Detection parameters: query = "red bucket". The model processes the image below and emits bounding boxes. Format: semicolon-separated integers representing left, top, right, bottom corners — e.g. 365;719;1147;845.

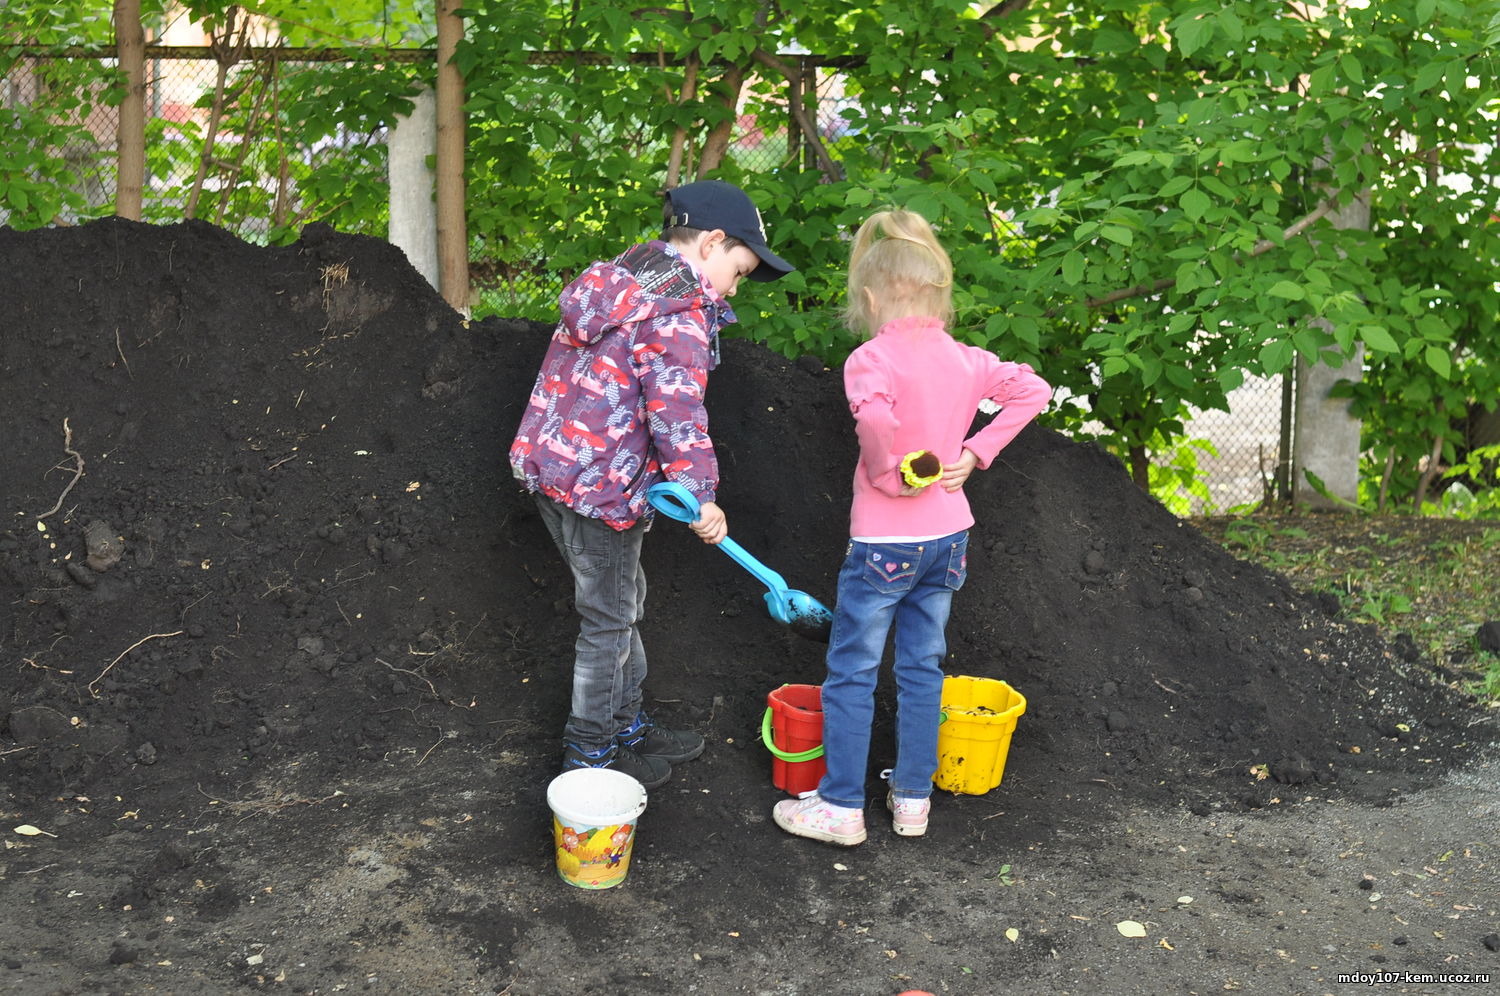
762;684;826;795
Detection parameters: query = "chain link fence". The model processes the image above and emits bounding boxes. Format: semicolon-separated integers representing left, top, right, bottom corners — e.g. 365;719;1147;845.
1178;375;1287;513
5;51;404;240
3;49;849;295
2;48;1288;510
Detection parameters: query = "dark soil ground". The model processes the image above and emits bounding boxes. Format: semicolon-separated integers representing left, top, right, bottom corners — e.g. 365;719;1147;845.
2;217;1497;996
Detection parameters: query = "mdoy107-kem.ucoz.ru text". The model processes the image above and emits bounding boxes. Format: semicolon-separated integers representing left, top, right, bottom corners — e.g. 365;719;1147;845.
1336;971;1491;986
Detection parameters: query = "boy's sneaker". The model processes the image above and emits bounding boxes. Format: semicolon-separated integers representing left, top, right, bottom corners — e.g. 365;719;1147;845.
773;791;866;846
561;741;670;791
886;790;930;837
618;713;705;765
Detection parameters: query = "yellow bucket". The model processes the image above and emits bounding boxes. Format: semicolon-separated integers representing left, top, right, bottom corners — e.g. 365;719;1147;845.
933;675;1026;795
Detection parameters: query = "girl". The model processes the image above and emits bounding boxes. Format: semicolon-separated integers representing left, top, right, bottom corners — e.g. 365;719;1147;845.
773;210;1050;844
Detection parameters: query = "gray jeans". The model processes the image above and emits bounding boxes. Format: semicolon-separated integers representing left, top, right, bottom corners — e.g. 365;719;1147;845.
532;495;648;750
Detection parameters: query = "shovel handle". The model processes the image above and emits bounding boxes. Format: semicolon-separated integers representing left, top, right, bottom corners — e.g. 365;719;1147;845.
644;480;703;524
645;482;791;597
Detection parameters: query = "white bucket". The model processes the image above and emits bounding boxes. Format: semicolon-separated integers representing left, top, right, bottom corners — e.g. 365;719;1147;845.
546;768;649;889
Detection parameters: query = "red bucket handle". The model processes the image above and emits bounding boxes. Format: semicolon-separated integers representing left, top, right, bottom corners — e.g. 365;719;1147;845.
760;703;825;763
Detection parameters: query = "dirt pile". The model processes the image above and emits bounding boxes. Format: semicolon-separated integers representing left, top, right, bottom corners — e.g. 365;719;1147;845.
0;218;1493;995
2;216;1480;815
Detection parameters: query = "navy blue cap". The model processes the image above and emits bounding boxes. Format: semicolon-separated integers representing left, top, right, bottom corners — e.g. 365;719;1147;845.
665;180;795;282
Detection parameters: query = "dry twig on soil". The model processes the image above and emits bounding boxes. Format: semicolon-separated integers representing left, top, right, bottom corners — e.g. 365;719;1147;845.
378;657;440;699
89;630;185;697
38;418;85;520
115;327;132;378
197;784;345;819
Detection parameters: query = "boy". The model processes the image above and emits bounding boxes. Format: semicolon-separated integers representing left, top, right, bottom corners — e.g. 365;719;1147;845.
510;179;795;790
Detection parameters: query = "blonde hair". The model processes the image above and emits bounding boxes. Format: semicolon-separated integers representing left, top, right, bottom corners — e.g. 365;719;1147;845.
842;209;954;335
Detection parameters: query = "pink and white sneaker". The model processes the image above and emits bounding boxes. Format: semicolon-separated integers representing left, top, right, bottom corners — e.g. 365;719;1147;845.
772;791;866;846
887;791;930;836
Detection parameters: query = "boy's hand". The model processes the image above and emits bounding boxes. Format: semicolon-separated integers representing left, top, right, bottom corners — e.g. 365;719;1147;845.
691;500;728;545
941;449;981;492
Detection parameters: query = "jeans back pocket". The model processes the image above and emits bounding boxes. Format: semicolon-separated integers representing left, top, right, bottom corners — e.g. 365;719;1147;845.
860;543;920;595
944;535;969;591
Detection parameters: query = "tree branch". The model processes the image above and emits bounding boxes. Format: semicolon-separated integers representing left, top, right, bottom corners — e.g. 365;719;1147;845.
751;48;844;182
977;0;1033;38
664;51;698;189
184;5;252;219
1044;194;1342;317
696;62;746;177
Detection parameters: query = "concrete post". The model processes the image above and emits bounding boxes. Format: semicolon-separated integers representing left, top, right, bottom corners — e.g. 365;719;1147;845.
1291;188;1370;509
388;87;439;290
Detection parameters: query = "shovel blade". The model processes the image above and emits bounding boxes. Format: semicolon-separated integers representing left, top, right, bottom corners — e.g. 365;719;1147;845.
789;612;833;643
764;591;834;643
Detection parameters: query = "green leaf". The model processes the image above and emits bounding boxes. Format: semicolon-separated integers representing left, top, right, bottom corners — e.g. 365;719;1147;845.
1302;468;1366;512
1306;64;1337;97
1019;206;1063;227
1412;61;1447;93
1359;325;1400;352
1216;8;1244;43
1174;16;1213;57
1340;54;1364;85
1199;174;1235;199
1292;326;1323;363
1259;339;1295;372
1157;176;1194;198
1218;140;1256;164
1100;225;1133;246
1268;280;1305;300
1180;188;1211;222
1164;362;1196;391
1424;344;1451;379
1175;260;1202;292
906;191;942;221
1062;250;1085;285
1140;353;1163;387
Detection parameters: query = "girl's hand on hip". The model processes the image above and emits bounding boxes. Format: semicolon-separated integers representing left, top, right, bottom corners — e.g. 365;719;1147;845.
941;449;980;492
691;500;728;545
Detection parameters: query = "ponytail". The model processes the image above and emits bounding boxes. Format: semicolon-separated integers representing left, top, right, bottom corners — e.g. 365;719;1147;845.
843;210;954;335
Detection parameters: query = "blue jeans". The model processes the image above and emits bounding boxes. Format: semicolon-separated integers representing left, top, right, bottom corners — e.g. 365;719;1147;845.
533;496;648;750
818;532;968;809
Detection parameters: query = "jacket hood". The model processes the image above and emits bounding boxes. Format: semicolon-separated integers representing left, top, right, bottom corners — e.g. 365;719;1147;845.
558;245;726;347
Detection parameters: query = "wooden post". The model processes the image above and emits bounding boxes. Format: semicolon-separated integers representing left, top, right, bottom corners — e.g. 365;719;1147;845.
435;0;469;316
113;0;146;220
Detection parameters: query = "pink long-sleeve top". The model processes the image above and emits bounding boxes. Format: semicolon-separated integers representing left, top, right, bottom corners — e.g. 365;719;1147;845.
843;316;1051;540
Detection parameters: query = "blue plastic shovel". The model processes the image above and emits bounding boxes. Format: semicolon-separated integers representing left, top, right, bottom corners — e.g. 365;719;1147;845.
646;481;834;643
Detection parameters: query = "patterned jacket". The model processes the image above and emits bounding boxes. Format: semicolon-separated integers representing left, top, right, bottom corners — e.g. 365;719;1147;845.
509;241;734;529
